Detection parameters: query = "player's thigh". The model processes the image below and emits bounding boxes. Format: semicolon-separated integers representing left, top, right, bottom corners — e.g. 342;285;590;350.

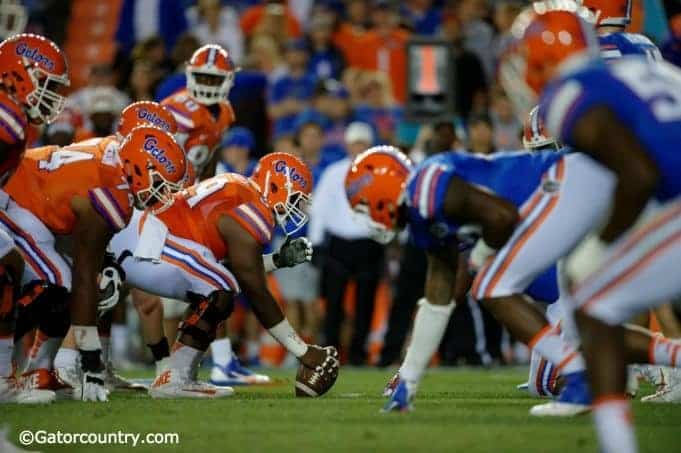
472;154;615;299
123;257;191;300
1;201;71;289
161;234;239;298
575;199;681;325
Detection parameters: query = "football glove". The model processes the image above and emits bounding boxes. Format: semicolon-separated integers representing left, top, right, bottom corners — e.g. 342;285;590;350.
275;237;313;268
97;253;125;317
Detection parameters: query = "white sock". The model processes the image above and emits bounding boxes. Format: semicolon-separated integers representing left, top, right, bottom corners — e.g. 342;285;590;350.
111;324;127;362
54;347;79;370
171;344;204;371
399;299;455;384
246;340;260;361
528;325;585;374
210;338;233;368
101;336;111;364
649;335;680;367
593;396;637;453
0;336;13;377
25;331;62;372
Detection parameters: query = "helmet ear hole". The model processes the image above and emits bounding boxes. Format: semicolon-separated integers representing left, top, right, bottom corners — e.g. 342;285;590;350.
376;200;384;211
270;183;278;193
134;164;142;177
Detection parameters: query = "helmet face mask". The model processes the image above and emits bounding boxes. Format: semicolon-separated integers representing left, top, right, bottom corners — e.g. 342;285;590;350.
185;44;236;105
25;68;68;123
352;203;396;245
133;169;183;213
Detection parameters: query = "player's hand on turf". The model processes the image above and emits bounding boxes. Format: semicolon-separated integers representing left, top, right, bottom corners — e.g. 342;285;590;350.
300;345;339;378
275;236;313;268
78;371;110;402
98;252;125;317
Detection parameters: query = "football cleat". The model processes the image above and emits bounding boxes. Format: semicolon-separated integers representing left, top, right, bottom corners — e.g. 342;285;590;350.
210;358;271;386
529;371;591;417
103;359;147;391
382;380;416;413
149;368;234;399
56;365;82;391
641;368;681;403
0;375;55;404
21;368;72;399
382;371;400;397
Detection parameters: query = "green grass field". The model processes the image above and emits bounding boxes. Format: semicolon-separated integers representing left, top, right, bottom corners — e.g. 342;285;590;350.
2;367;680;452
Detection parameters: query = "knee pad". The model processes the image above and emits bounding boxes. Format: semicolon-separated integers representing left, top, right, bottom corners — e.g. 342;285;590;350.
179;291;234;350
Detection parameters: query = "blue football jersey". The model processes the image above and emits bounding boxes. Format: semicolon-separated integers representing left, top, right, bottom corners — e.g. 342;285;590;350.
541;57;681;202
599;32;661;61
405;150;564;251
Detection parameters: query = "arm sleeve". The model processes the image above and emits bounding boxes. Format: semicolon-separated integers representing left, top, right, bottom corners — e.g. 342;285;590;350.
88;187;132;232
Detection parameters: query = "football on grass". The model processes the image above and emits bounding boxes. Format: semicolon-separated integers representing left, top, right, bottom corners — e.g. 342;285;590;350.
295;362;338;397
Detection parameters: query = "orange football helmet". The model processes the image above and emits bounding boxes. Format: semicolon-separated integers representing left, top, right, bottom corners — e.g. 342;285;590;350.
117;101;178;138
498;2;599;120
345;146;413;244
250;152;312;235
579;0;631;27
0;33;69;123
523;105;560;151
185;44;236;105
119;126;187;213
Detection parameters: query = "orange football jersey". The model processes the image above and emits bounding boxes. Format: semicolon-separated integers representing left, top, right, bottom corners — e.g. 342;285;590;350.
0;90;29;185
161;89;235;169
4;136;133;235
156;173;274;260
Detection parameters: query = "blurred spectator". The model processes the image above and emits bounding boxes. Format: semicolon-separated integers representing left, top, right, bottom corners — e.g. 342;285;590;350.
440;11;488;120
333;0;370;67
241;0;302;41
289;0;315;28
399;0;442;35
466;113;496;155
131;36;173;76
312;79;353;150
662;14;681;67
154;33;202;101
456;0;495;82
273;133;299;155
489;87;522;151
353;71;403;144
186;0;244;65
68;64;130;117
492;1;522;62
307;13;345;80
44;104;85;146
86;87;121;137
268;38;317;138
357;0;409;103
215;127;258;176
116;0;188;55
310;122;383;364
248;35;287;82
126;59;160;102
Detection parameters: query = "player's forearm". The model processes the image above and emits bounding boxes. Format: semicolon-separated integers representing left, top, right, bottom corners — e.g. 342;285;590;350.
243;286;285;329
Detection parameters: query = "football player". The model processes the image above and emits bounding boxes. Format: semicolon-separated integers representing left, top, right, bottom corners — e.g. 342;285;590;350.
579;0;661;60
161;43;236;180
0;33;69;404
499;4;681;452
0;126;186;403
106;152;336;398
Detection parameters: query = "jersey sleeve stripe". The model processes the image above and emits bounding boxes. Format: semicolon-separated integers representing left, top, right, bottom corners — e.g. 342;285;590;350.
545;80;584;139
427;168;444;217
164;105;195;130
233;208;269;243
89;188;127;231
241;203;272;236
0;108;24;143
101;187;129;222
416;165;440;218
236;204;272;241
0;103;26;134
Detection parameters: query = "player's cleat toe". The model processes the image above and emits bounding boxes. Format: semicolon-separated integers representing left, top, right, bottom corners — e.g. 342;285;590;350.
381;380;414;413
641;376;681;403
210;358;271;386
530;371;591;416
382;372;400;397
149;368;234;399
21;369;72;399
0;376;56;404
517;382;529;392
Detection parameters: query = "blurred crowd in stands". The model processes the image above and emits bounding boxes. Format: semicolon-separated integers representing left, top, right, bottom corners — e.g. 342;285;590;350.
14;0;681;368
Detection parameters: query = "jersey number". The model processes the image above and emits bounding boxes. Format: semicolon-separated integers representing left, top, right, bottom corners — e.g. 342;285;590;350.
186;179;228;207
38;149;94;172
614;61;681;122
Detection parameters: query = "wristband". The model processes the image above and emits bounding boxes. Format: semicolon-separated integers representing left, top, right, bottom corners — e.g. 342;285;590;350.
263;253;278;272
73;325;102;351
268;319;308;357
